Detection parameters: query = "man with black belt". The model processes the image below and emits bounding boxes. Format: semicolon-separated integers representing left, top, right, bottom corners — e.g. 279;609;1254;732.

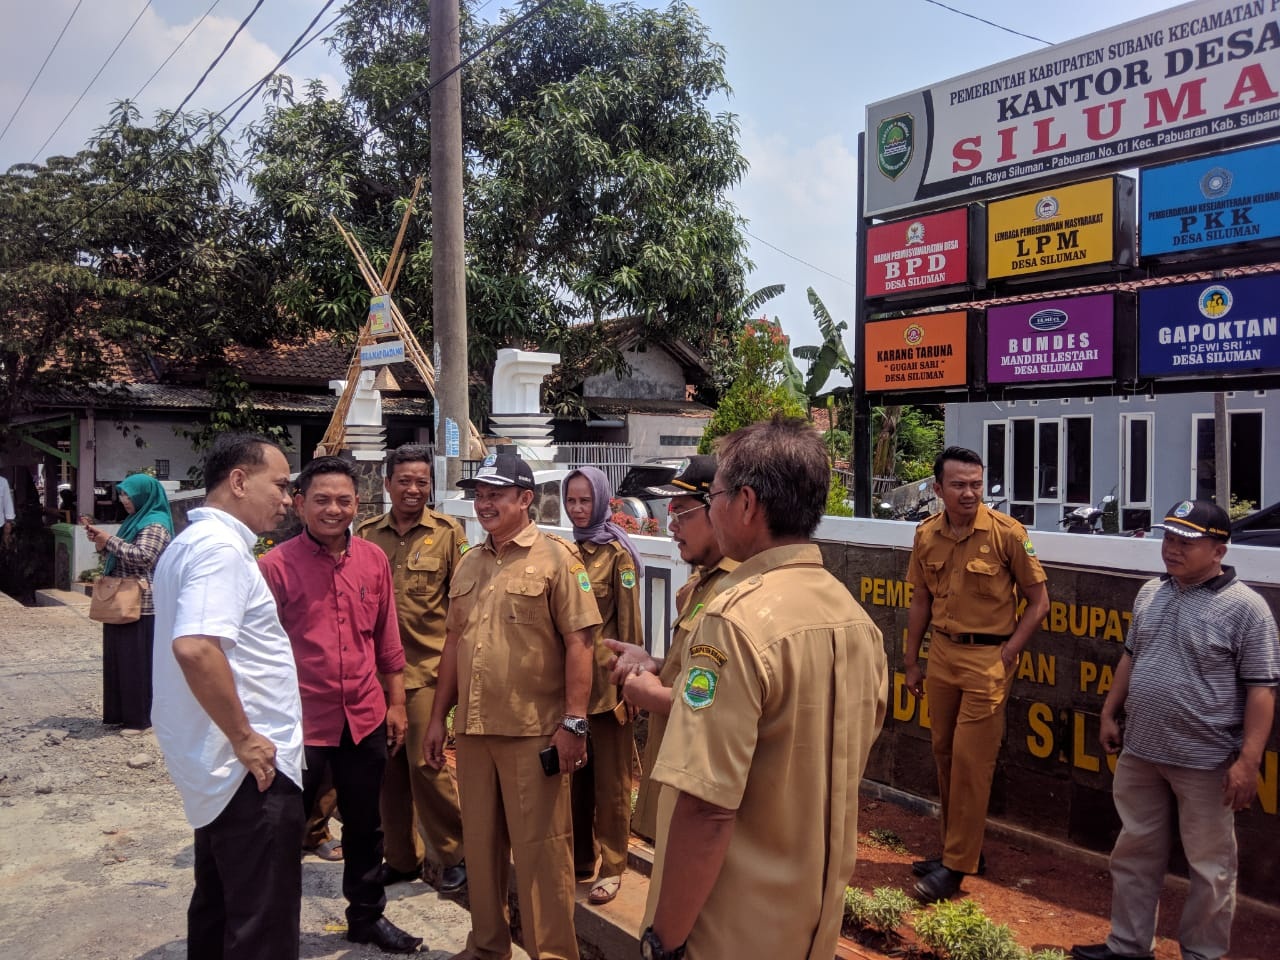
904;446;1049;902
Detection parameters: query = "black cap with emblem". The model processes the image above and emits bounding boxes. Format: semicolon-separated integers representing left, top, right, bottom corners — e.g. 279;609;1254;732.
645;455;716;498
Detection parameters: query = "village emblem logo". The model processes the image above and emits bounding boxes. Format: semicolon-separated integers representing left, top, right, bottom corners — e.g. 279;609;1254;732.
1198;285;1233;320
876;114;914;180
1200;167;1232;200
1034;195;1059;220
905;221;926;245
903;323;925;347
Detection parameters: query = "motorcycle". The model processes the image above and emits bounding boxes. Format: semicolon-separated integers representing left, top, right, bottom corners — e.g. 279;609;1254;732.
1059;493;1115;534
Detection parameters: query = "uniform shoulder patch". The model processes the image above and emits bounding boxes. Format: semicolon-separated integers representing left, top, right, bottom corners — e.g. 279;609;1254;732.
682;666;718;710
458;540;470;555
688;642;727;666
574;565;592;593
1023;538;1036;556
620;569;636;589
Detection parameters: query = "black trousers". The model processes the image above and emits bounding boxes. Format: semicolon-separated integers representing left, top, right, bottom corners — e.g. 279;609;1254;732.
102;615;154;728
302;722;388;927
189;771;303;960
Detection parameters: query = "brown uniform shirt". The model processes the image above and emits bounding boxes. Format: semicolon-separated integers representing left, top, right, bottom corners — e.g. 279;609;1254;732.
647;544;889;960
445;521;602;738
906;504;1047;635
574;538;642;714
356;507;469;688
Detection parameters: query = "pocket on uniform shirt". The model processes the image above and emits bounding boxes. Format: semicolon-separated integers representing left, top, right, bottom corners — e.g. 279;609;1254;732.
504;578;546;623
407;555;443;596
923;560;948;596
964;558;1002;598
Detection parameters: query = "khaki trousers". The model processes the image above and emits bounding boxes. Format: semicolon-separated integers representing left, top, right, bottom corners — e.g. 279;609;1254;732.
455;732;579;960
380;684;465;871
571;709;634;878
1106;753;1237;960
925;636;1015;874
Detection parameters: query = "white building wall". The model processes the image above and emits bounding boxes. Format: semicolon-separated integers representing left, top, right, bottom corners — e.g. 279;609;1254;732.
626;413;708;461
582;347;687;401
93;418;304;483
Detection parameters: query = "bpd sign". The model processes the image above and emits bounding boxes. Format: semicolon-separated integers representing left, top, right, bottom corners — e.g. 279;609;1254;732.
1139;273;1280;377
864;312;969;391
865;207;971;298
988;177;1130;279
988;294;1115;384
1141;141;1280;256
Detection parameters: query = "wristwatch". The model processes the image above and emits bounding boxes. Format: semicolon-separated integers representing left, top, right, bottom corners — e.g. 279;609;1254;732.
640;926;685;960
560;715;589;737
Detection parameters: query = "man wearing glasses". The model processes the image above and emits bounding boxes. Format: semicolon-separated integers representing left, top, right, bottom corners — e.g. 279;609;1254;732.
603;455;739;842
639;418;888;960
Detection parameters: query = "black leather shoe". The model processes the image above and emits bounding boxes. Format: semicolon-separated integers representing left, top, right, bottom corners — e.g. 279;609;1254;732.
437;860;467;894
913;865;965;902
375;861;423;886
1070;945;1153;960
911;852;986;877
347;916;423;953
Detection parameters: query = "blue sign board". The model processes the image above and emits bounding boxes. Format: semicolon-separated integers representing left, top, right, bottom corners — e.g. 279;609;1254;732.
1140;142;1280;256
1139;274;1280;378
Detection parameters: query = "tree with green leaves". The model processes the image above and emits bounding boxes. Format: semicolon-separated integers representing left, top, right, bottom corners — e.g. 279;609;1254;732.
698;318;806;453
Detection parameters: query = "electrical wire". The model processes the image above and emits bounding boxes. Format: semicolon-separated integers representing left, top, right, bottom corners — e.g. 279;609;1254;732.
130;0;225;103
746;229;856;289
918;0;1051;46
0;0;86;147
31;0;156;161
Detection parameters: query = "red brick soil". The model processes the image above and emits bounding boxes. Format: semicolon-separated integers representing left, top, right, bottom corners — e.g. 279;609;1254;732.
841;798;1280;960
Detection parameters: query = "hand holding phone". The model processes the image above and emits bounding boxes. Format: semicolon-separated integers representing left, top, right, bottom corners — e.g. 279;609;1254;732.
539;745;560;777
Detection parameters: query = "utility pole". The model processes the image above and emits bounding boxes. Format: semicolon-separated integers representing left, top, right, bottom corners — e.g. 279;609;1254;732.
431;0;470;493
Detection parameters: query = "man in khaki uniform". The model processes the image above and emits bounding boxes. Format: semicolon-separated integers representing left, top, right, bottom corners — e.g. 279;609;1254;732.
602;455;738;843
423;452;601;960
357;445;468;893
642;418;889;960
904;446;1049;902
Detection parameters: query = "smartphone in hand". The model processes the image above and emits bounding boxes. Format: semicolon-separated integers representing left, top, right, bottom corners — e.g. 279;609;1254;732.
539;745;560;777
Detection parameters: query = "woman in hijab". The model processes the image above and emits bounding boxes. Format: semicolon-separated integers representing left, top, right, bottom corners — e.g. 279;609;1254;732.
562;466;645;904
82;474;173;729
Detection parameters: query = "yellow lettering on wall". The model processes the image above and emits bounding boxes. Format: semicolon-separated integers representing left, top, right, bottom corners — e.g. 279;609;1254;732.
1017;652;1055;685
858;577;914;609
1097;664;1114;696
1026;702;1053;758
1257;750;1278;816
1079;660;1098;692
891;672;916;722
1102;610;1125;643
1073;712;1100;772
1045;601;1133;643
859;577;872;602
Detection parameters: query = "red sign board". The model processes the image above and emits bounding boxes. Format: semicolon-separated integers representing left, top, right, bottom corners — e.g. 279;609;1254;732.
865;207;970;298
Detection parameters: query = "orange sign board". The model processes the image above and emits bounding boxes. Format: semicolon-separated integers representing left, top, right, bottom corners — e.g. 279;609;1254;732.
865;312;968;391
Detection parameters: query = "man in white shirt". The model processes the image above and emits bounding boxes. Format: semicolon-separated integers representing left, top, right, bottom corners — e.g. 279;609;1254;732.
151;433;304;960
0;474;15;545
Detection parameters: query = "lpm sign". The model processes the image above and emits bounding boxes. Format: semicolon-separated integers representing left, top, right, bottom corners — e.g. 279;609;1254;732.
1141;141;1280;256
988;177;1129;280
865;207;971;298
988;294;1114;384
1139;273;1280;377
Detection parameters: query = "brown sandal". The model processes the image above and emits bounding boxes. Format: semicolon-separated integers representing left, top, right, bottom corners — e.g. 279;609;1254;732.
588;875;621;904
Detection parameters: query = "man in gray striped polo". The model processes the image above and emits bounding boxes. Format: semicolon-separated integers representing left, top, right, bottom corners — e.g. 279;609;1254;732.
1072;499;1279;960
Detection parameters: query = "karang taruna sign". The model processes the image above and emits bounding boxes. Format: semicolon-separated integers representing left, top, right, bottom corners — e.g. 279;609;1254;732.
864;0;1280;217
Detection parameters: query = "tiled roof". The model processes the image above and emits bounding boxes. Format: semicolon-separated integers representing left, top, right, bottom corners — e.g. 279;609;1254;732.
33;382;431;417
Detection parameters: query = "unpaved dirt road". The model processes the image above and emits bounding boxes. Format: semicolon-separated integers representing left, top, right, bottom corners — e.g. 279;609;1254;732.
0;592;513;960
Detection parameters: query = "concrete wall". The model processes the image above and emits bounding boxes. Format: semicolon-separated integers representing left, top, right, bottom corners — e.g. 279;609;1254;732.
92;417;304;484
582;347;687;401
947;389;1280;534
816;515;1280;901
625;413;708;462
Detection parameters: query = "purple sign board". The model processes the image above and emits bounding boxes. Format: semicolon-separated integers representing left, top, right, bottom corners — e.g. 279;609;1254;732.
987;294;1114;384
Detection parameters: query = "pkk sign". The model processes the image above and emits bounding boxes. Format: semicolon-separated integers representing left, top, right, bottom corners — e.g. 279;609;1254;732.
864;0;1280;217
988;178;1116;278
865;207;970;297
368;295;394;336
865;312;968;391
987;294;1115;384
1140;140;1280;255
1139;273;1280;376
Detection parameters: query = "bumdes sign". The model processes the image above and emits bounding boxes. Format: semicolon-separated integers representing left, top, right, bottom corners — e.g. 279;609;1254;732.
865;207;971;298
988;294;1115;384
1139;273;1280;376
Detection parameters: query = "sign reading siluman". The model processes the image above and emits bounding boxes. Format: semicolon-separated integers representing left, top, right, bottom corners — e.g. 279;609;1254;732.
987;295;1114;384
865;208;970;297
864;0;1280;217
1139;273;1280;376
1141;140;1280;254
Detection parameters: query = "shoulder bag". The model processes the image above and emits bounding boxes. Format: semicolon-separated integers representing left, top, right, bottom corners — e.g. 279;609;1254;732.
89;575;142;625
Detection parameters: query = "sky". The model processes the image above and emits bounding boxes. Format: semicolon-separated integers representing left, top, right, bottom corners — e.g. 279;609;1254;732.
1;0;1178;387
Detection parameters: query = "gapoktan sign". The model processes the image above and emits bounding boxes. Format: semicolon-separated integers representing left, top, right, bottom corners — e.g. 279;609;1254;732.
1139;272;1280;376
865;207;971;298
864;312;969;391
987;294;1115;384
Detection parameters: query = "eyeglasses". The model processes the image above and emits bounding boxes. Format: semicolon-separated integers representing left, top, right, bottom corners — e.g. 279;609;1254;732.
705;487;734;504
666;502;706;532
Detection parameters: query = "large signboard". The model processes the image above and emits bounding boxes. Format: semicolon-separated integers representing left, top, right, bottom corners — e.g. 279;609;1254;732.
865;207;971;298
987;294;1115;384
864;0;1280;217
1139;273;1280;376
988;178;1123;279
1141;140;1280;255
864;312;969;391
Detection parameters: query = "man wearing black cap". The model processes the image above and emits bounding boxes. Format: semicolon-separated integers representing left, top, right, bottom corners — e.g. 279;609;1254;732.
602;455;740;841
1072;500;1279;960
422;452;601;960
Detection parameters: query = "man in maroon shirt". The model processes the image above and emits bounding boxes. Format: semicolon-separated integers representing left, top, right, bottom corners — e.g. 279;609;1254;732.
259;456;421;954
